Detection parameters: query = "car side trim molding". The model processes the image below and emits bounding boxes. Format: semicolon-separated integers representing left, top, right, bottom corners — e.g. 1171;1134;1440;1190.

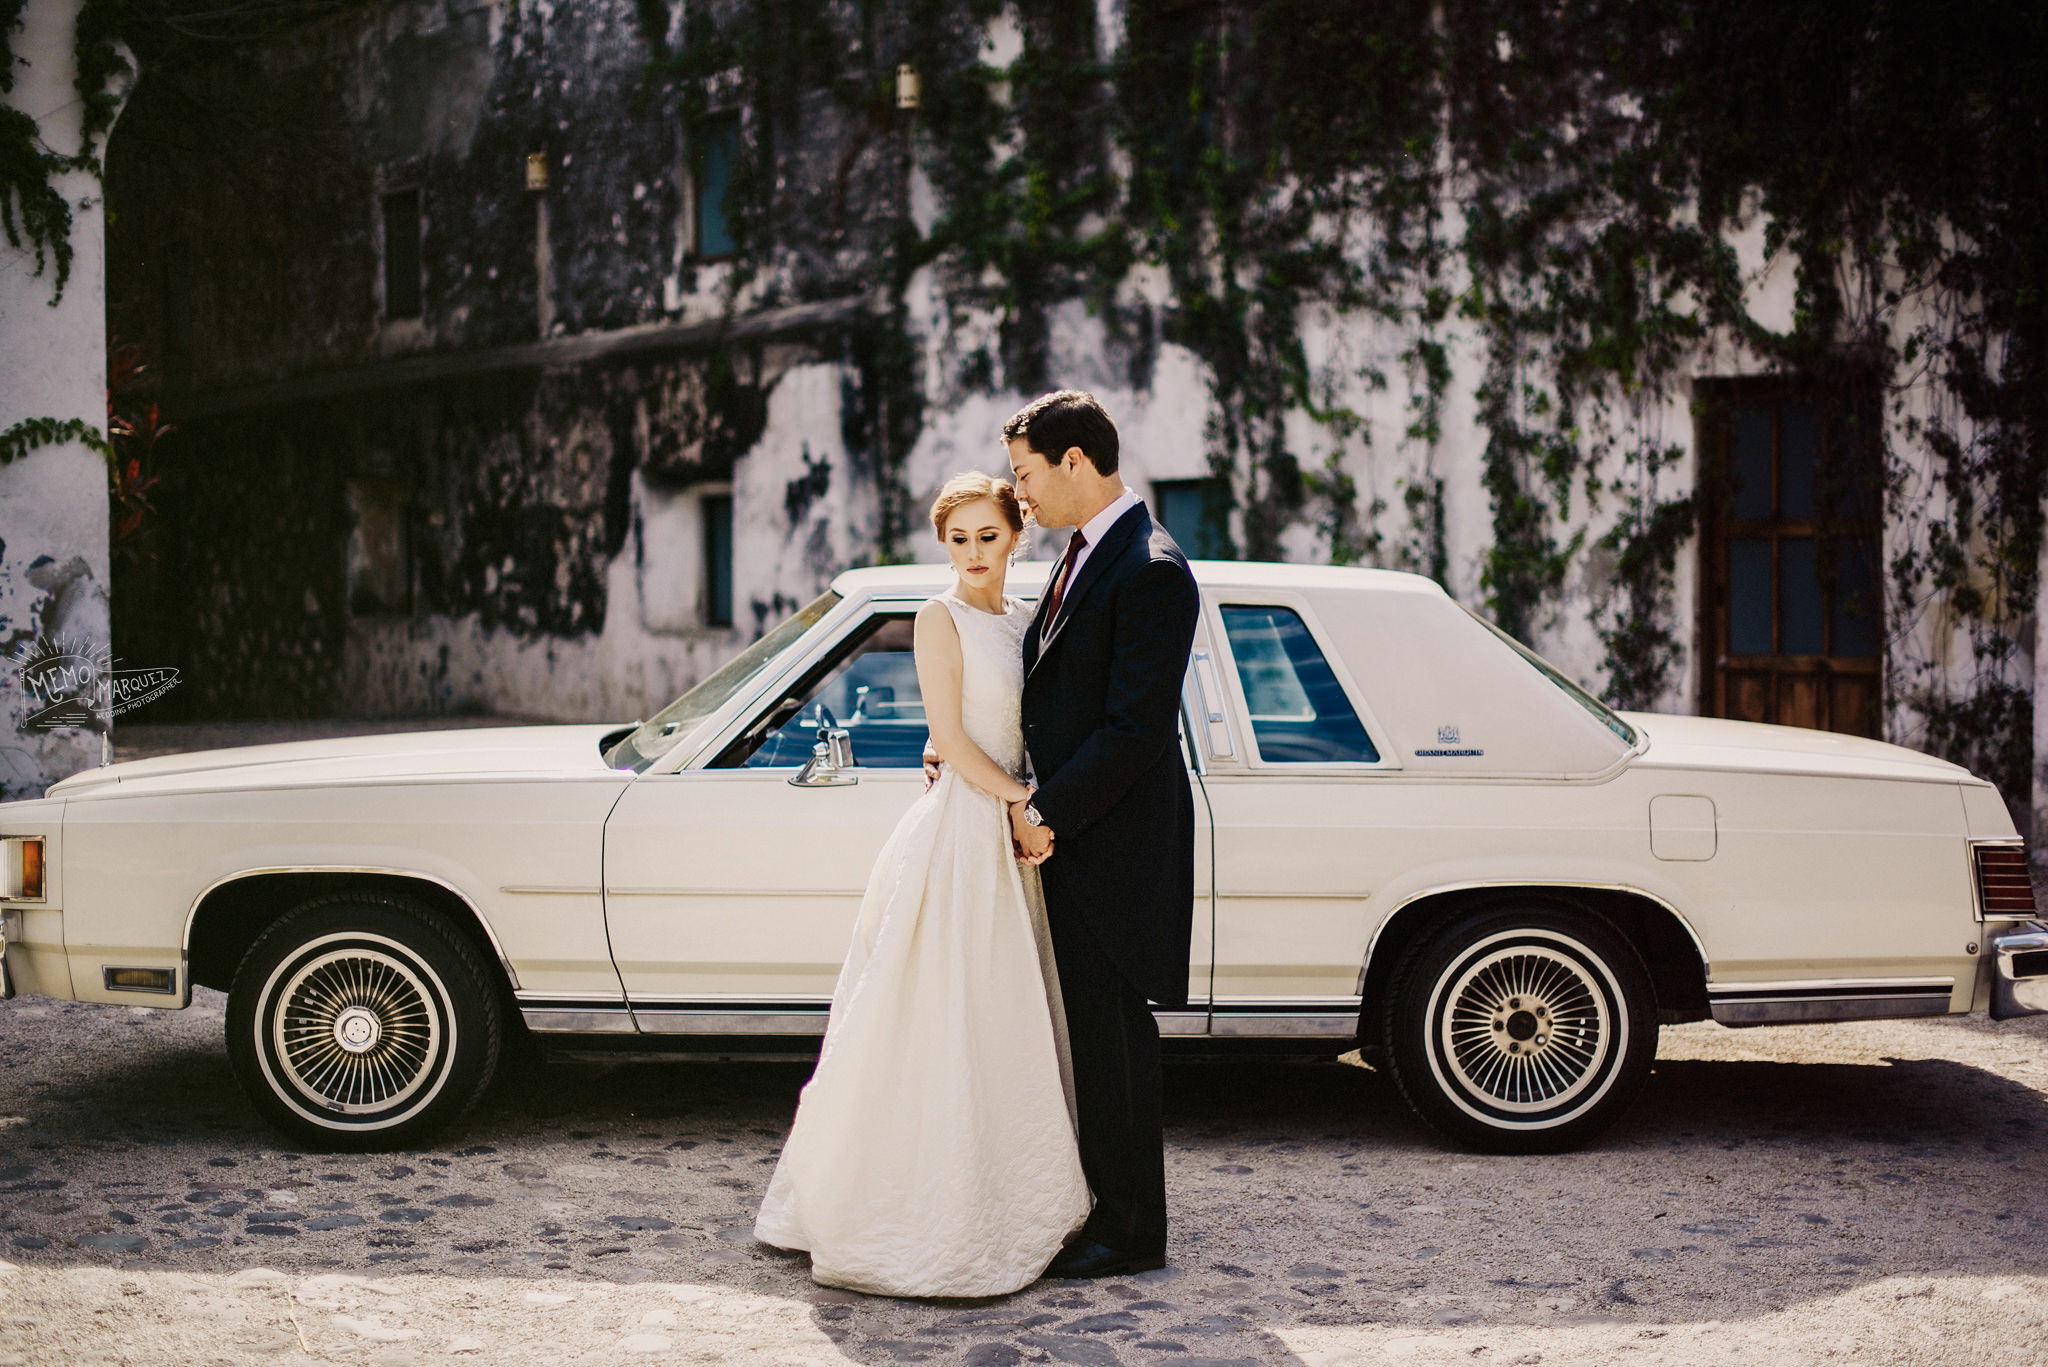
1356;878;1712;995
605;888;868;898
183;865;521;992
521;1004;637;1033
634;1006;830;1035
515;1001;1231;1038
1707;978;1954;1025
1209;1012;1360;1038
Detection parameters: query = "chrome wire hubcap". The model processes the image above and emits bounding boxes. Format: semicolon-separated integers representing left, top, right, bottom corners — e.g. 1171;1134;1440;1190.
1439;944;1610;1113
273;949;440;1113
333;1005;382;1054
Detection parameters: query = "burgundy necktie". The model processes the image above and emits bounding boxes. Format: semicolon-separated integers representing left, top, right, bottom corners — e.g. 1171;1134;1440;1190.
1044;530;1088;623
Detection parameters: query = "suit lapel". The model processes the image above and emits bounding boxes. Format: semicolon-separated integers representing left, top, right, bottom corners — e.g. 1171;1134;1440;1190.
1030;503;1149;672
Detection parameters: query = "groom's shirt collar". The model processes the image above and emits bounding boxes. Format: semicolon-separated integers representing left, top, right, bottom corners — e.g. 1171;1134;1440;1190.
1063;485;1139;590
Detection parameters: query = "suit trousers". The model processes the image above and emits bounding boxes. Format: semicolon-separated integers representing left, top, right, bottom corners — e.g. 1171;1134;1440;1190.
1047;907;1168;1255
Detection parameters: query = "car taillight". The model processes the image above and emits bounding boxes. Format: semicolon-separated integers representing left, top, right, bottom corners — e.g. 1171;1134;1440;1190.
1973;842;2035;917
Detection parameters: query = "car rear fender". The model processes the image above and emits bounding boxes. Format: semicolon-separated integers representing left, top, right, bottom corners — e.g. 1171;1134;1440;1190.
1354;881;1711;1050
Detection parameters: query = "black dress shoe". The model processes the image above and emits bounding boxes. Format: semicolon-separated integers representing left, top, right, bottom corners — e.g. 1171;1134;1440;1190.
1044;1237;1167;1279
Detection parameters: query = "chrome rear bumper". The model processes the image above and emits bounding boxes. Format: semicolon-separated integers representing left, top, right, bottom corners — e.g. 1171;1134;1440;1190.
1990;920;2048;1021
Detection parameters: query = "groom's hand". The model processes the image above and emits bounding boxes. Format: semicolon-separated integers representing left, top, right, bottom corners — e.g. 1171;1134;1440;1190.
922;741;941;790
1009;796;1053;861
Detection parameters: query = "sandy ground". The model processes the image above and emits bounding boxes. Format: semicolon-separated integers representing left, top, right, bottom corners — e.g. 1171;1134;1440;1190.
0;989;2043;1367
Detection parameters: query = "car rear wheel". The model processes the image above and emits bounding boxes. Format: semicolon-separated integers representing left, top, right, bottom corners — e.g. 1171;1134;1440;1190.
1383;902;1656;1153
226;893;502;1151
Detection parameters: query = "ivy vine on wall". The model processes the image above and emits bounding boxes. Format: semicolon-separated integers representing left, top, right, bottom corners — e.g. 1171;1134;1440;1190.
638;0;2044;802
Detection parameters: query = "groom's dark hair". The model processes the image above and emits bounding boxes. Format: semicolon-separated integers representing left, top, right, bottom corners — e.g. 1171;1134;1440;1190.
1003;389;1120;476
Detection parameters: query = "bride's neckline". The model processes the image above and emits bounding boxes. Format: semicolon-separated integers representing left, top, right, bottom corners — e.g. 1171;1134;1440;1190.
943;587;1017;617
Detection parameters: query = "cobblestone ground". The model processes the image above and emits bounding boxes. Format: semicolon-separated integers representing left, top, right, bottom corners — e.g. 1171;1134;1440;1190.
0;991;2043;1367
1;720;2041;1365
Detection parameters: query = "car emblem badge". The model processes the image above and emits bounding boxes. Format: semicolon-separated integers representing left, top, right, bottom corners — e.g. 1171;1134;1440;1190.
1418;723;1484;758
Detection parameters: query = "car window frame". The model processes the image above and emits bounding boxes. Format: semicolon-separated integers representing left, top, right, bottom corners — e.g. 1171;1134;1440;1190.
642;593;875;775
1201;590;1402;775
709;605;931;772
654;585;1228;779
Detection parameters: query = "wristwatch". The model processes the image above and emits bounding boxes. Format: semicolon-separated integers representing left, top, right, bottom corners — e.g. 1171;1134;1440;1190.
1021;802;1046;828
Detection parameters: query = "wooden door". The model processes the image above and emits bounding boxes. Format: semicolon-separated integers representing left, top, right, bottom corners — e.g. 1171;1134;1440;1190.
1698;386;1883;735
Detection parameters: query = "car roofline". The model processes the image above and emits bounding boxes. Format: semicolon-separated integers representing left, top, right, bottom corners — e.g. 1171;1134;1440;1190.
832;560;1452;598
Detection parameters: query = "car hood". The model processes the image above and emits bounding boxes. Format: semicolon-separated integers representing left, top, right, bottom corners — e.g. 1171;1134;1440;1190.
1619;711;1975;783
47;723;634;799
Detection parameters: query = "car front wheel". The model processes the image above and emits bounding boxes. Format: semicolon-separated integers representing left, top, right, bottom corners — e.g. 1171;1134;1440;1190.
226;893;502;1150
1383;903;1656;1153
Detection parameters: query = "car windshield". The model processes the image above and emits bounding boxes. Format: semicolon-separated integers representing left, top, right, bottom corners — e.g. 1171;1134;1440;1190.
1461;604;1641;747
603;590;842;773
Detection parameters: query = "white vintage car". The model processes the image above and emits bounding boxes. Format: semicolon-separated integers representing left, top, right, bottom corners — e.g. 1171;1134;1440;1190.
3;562;2045;1154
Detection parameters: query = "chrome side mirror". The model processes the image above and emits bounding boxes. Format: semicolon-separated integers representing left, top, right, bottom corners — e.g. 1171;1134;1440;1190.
790;725;859;787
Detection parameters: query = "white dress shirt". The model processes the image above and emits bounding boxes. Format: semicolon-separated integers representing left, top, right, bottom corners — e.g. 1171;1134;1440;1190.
1059;484;1139;595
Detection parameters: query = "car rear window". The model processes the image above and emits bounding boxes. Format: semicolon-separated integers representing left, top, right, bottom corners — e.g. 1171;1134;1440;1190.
1219;605;1380;763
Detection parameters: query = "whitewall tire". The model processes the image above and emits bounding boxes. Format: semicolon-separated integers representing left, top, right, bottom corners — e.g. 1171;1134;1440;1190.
226;894;502;1151
1384;903;1656;1153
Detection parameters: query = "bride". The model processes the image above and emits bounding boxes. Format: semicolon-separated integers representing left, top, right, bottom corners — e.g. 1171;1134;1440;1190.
753;471;1091;1297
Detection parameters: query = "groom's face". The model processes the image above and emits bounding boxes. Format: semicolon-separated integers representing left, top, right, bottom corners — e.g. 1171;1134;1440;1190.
1007;437;1081;530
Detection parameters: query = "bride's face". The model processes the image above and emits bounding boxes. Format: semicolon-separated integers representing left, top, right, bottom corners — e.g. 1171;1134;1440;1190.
939;498;1021;585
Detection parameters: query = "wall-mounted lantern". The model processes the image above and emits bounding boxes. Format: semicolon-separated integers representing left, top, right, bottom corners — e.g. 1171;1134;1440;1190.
895;64;920;110
525;152;549;191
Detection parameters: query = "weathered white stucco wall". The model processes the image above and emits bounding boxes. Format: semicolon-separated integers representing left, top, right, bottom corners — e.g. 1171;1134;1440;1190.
0;0;125;797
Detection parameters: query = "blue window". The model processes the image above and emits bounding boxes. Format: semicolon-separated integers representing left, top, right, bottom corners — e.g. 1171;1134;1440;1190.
703;493;734;627
1219;605;1377;763
694;114;739;259
1154;478;1230;558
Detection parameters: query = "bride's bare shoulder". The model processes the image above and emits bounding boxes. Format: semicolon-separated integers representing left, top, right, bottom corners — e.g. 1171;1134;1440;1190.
914;597;960;645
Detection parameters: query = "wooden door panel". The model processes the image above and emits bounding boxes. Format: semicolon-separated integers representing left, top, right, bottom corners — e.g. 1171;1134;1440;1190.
1778;670;1823;729
1699;388;1882;740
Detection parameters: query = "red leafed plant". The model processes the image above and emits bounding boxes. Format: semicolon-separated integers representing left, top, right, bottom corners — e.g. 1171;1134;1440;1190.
106;338;173;560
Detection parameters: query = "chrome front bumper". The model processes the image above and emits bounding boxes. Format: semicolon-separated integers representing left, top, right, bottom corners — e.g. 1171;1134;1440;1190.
1990;920;2048;1020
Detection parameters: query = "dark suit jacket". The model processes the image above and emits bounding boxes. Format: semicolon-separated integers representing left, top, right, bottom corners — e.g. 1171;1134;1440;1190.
1023;501;1201;1007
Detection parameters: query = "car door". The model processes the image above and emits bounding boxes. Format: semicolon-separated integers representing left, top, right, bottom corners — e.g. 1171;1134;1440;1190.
1194;592;1396;1038
602;604;932;1033
602;592;1216;1035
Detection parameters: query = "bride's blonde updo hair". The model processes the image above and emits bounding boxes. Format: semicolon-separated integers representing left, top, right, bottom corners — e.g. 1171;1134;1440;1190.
929;471;1030;556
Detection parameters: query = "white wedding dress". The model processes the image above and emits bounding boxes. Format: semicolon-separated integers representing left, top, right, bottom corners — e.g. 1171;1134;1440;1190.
753;588;1092;1297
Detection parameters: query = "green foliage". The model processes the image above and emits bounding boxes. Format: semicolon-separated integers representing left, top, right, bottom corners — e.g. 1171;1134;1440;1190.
0;0;134;300
631;0;2046;774
0;414;108;464
0;102;75;295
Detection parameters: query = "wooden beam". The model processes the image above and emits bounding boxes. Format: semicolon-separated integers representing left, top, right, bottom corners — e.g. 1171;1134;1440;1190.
177;295;874;419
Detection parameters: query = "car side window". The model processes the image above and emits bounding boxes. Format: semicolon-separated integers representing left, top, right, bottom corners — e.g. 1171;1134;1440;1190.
711;615;928;769
1218;605;1379;763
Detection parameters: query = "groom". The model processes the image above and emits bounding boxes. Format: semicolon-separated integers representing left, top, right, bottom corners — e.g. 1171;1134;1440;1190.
1002;390;1201;1278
